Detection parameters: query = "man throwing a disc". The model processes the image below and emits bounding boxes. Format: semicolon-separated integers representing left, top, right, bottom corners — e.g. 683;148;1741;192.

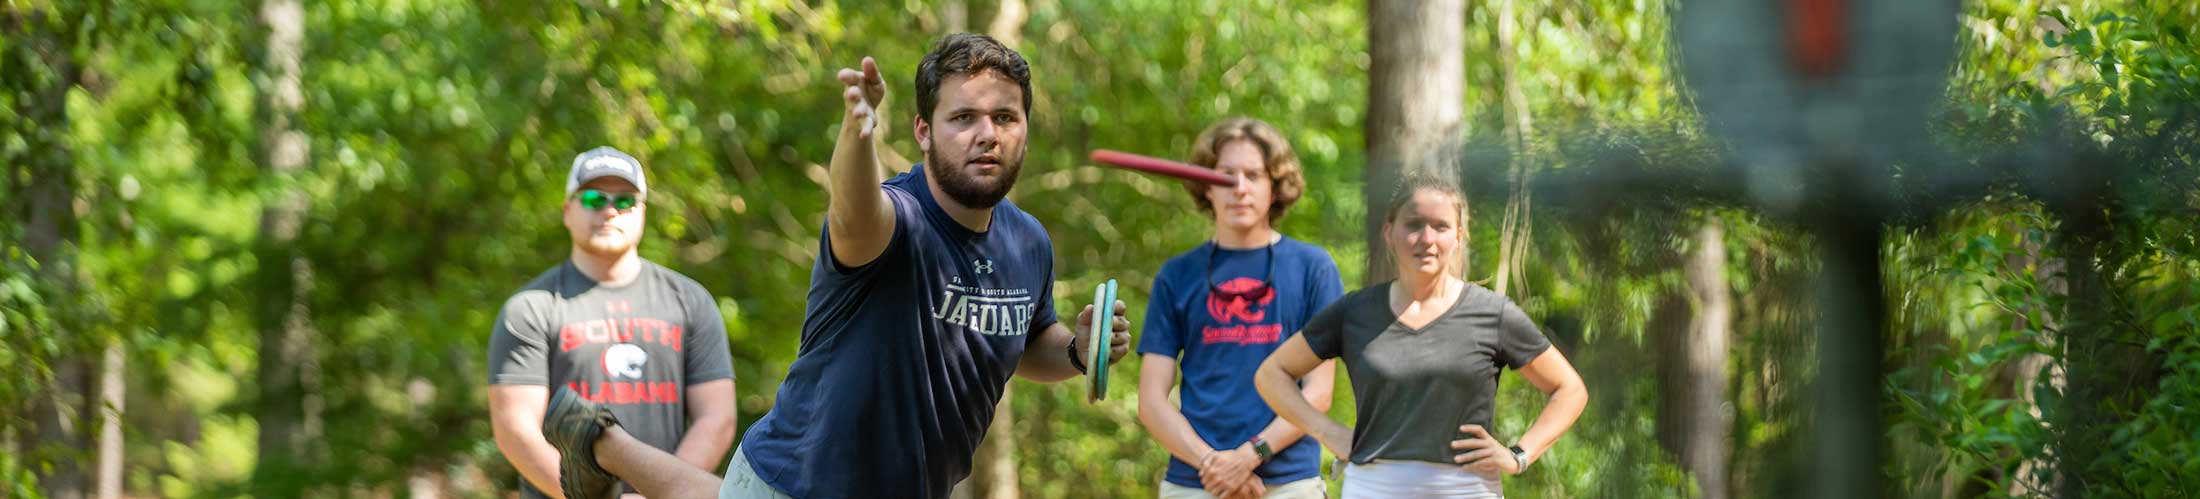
731;31;1132;497
531;33;1133;499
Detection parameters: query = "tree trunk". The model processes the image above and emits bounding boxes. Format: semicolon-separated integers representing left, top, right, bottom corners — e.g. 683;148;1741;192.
1957;220;2060;496
32;364;88;499
940;0;967;33
253;0;322;488
986;0;1025;49
2041;150;2155;494
1363;0;1464;285
2053;230;2105;496
955;6;1032;498
407;377;442;499
93;344;124;499
2050;216;2154;494
406;470;443;499
12;5;90;497
1657;222;1733;499
961;385;1019;499
1490;0;1534;297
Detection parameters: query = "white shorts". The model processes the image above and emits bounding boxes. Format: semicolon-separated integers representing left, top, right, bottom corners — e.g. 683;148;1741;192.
1340;460;1502;499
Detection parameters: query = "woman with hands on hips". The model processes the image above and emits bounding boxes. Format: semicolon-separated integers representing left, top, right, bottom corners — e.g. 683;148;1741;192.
1253;173;1587;498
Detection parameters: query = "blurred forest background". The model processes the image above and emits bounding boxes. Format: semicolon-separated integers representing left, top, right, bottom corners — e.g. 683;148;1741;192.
2;0;2196;497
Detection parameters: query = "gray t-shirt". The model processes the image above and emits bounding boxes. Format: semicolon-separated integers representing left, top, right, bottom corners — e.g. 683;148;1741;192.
488;259;735;498
1300;281;1550;465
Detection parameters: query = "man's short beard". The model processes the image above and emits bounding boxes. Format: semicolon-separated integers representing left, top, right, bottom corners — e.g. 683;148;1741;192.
575;233;638;257
926;151;1019;209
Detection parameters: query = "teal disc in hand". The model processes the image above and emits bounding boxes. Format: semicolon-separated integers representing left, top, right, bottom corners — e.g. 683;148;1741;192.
1088;279;1118;402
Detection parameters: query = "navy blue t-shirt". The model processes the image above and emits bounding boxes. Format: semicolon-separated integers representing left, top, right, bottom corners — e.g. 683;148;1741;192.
1136;237;1343;488
738;166;1060;498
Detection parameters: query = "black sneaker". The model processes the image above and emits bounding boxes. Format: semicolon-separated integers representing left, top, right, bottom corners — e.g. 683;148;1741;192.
543;386;621;499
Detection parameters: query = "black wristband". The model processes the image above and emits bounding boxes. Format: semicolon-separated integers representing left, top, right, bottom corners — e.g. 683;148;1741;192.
1067;334;1088;374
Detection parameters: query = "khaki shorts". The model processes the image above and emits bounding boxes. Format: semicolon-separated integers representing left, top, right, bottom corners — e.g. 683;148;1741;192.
718;448;793;499
1158;476;1327;499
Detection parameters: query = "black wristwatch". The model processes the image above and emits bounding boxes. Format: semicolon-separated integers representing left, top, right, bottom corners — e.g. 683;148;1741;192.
1508;445;1530;472
1249;435;1274;463
1066;334;1088;374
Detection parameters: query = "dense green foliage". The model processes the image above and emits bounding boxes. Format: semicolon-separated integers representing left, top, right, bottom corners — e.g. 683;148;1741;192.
2;0;2194;497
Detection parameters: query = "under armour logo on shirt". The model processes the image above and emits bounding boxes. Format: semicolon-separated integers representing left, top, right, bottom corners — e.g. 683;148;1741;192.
974;259;996;274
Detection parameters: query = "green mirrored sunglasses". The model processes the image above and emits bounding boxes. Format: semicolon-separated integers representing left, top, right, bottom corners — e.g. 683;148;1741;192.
574;189;640;211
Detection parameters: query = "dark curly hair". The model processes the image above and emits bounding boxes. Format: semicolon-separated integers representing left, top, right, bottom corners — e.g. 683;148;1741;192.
914;33;1033;124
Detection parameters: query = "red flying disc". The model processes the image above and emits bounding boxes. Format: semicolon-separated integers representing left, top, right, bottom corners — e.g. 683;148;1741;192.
1089;149;1239;187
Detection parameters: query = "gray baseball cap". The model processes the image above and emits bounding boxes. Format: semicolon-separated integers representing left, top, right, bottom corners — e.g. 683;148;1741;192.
565;146;648;197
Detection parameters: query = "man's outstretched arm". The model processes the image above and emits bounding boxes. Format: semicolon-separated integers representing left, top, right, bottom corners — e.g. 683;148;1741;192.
824;56;898;269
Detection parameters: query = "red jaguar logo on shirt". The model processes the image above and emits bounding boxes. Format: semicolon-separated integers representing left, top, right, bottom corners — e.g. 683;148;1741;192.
1200;278;1284;345
1206;277;1275;324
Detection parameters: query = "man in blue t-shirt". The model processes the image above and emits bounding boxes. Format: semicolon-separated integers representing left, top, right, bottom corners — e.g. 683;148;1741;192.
1136;117;1343;499
530;33;1134;499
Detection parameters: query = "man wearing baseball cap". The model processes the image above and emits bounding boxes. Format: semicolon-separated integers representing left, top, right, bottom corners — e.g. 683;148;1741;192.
486;146;740;499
